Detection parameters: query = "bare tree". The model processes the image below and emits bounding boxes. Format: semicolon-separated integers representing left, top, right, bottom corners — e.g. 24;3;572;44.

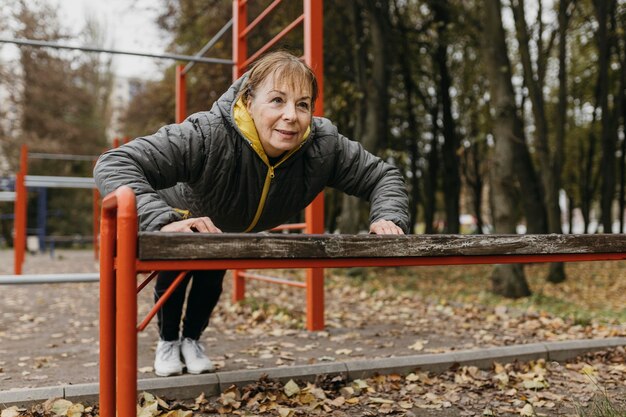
429;0;461;233
482;0;531;297
510;0;568;282
337;0;392;233
593;0;618;233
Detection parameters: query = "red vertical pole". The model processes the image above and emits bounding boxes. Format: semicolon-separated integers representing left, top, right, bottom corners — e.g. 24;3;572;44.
232;0;248;302
232;269;246;303
304;0;325;331
99;195;116;417
232;0;248;80
14;144;28;275
175;65;187;124
114;187;137;417
305;0;324;117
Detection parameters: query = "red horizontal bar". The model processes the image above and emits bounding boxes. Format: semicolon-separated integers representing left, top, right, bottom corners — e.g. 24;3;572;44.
243;14;304;67
271;223;306;231
133;252;626;272
240;0;283;38
239;271;306;288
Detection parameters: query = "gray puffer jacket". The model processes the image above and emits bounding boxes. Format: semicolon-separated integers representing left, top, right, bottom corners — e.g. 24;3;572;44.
94;75;409;233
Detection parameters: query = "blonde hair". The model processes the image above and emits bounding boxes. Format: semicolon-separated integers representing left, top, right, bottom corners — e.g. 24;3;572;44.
240;51;318;111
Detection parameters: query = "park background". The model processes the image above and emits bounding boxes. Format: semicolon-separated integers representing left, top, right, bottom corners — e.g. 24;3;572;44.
2;0;626;299
1;1;626;416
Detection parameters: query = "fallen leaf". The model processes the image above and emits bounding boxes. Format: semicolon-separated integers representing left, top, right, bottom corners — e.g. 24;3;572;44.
283;379;300;397
50;399;73;416
519;403;535;416
278;407;294;417
1;407;19;417
331;396;346;407
408;340;428;351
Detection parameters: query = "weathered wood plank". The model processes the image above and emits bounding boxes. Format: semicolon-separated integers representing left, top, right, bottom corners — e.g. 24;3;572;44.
138;233;626;260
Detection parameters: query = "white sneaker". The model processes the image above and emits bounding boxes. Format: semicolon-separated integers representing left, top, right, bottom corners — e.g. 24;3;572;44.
181;337;214;374
154;340;183;377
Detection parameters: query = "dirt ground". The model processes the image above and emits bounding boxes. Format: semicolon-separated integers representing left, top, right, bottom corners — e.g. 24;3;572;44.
1;249;626;417
0;249;476;391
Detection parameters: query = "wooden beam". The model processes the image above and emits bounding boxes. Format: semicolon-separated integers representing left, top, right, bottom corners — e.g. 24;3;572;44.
138;233;626;260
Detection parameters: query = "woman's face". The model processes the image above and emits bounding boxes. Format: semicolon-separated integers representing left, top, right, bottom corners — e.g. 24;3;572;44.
246;76;312;158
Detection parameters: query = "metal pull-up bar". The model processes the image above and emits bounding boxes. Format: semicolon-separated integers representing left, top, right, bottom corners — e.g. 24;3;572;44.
0;37;234;65
182;19;234;75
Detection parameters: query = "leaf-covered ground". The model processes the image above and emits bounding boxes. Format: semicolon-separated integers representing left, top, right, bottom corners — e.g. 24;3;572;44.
1;250;625;416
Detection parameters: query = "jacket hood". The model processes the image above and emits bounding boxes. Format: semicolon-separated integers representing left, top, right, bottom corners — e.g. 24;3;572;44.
214;74;247;129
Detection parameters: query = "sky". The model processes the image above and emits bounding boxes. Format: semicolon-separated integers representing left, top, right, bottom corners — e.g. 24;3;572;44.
1;0;171;80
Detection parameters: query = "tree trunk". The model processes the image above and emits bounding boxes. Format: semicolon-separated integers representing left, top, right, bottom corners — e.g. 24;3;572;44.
512;0;566;283
482;0;531;298
594;0;617;233
430;0;461;233
337;0;391;233
424;104;440;234
568;194;574;234
620;22;626;233
462;137;485;234
394;1;421;234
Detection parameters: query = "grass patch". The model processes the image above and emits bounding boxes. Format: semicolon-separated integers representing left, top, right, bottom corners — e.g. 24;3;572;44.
331;260;626;324
576;389;626;416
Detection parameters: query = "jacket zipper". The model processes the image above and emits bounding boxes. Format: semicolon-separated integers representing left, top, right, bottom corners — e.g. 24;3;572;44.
243;142;305;233
244;165;274;232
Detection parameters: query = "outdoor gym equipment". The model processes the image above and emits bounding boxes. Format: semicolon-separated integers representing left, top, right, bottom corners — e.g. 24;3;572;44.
6;0;327;331
100;185;626;417
11;145;99;274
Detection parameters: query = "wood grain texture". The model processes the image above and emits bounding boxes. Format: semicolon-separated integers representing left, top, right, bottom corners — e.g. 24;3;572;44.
137;233;626;260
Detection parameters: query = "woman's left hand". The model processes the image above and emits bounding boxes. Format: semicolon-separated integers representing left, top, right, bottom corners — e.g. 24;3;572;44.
369;219;404;235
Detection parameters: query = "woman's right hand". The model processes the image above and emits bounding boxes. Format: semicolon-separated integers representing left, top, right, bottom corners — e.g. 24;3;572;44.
160;217;222;233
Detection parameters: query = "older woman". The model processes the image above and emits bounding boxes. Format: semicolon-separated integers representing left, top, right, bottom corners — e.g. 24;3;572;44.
94;51;409;377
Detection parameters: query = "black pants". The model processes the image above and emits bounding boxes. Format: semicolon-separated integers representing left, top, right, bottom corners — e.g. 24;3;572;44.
154;270;225;341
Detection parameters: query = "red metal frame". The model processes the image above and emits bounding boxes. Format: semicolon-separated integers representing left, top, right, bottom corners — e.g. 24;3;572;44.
230;0;326;331
13;145;28;274
14;143;120;272
100;186;137;417
175;65;187;124
99;185;626;417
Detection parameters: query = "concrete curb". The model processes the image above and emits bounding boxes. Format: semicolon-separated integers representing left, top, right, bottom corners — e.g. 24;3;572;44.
1;337;624;407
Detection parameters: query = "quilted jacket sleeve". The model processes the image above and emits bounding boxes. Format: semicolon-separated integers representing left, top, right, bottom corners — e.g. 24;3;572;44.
93;116;209;231
328;133;410;233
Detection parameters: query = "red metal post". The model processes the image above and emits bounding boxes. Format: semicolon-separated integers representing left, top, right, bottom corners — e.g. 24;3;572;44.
175;65;187;124
114;187;138;417
99;193;117;417
305;0;324;117
304;0;325;331
13;144;28;275
305;198;325;330
99;186;137;417
232;269;246;303
231;0;248;300
232;0;248;80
